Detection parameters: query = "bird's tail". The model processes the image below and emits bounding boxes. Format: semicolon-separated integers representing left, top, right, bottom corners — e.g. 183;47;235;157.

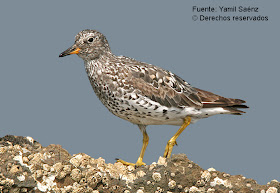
194;88;249;115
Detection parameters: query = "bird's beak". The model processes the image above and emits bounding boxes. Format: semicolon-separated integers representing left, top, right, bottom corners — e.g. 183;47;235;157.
59;45;80;57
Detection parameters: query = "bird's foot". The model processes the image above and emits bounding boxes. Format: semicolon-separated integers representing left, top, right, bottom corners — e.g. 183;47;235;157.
163;140;177;158
116;157;146;167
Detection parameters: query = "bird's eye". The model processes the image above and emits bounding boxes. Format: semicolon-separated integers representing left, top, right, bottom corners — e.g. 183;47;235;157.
88;38;94;42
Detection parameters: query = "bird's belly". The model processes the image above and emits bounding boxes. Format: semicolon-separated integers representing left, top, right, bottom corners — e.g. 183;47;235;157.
103;95;202;126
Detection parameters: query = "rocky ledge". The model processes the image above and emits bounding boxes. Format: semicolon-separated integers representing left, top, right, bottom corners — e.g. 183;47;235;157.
0;135;279;193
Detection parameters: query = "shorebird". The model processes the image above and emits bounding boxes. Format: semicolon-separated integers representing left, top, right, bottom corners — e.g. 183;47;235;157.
59;29;248;166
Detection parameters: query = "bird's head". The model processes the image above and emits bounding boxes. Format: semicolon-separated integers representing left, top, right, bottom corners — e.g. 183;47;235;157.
59;29;111;61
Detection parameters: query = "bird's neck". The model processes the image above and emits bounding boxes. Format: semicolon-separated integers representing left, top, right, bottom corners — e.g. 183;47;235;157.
84;52;118;74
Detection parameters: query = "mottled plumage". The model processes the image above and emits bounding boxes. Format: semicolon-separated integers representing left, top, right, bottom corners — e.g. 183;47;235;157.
59;29;248;166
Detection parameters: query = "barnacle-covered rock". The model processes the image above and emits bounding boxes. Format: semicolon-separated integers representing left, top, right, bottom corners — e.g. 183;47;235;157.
9;164;23;174
189;186;199;192
168;179;176;189
71;153;98;170
0;178;14;188
152;172;162;182
0;135;279;192
201;170;211;182
53;162;69;180
157;156;167;166
266;187;278;193
136;170;146;178
71;168;82;182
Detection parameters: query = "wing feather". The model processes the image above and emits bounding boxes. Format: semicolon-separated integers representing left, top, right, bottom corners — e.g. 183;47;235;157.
119;57;248;114
127;62;202;108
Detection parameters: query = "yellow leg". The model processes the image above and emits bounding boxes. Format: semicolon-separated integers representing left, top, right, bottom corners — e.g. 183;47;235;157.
163;116;191;158
116;127;149;167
